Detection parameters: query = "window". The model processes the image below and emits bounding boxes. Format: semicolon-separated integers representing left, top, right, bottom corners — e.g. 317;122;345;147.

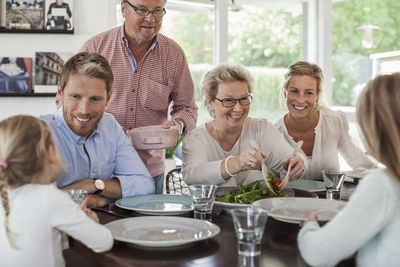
228;2;303;122
332;0;400;107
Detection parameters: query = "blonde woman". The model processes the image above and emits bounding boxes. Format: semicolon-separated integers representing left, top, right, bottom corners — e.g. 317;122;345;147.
275;61;375;180
298;73;400;266
182;63;305;188
0;115;113;266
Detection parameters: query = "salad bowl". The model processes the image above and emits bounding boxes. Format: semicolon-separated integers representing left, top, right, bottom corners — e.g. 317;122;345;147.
214;181;317;213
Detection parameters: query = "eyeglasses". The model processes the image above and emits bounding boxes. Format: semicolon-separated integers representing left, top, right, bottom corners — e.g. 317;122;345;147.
124;0;166;18
215;95;253;108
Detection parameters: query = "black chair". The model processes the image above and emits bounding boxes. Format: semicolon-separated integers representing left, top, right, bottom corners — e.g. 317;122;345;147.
165;168;189;195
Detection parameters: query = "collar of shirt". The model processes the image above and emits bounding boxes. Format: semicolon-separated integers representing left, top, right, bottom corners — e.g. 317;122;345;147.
121;24;158;70
54;107;101;144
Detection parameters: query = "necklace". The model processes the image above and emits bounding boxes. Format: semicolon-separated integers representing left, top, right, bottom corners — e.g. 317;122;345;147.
213;120;224;150
213;120;241;184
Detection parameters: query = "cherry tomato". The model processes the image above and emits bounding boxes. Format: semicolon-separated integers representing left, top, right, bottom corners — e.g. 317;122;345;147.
273;179;281;187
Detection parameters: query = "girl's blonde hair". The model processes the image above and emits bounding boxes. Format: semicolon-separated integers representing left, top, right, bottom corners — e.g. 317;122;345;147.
0;115;53;249
200;63;255;116
356;73;400;181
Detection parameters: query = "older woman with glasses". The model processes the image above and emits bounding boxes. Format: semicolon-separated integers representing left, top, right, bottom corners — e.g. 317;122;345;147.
182;63;305;188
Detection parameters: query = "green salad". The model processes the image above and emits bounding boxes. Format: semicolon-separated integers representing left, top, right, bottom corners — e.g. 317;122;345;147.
216;178;285;205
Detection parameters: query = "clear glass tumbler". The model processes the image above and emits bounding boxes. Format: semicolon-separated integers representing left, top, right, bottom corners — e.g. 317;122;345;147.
322;170;346;200
65;189;88;205
232;207;268;257
189;184;218;221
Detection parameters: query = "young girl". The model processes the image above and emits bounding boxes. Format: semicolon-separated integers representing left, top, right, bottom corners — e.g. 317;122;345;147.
0;115;113;266
297;73;400;266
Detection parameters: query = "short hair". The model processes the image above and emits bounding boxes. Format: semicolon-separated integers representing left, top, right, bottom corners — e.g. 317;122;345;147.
59;52;114;96
0;115;54;248
282;61;324;107
356;72;400;181
200;63;255;116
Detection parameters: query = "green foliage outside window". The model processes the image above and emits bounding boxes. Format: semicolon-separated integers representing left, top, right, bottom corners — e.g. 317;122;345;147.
332;0;400;106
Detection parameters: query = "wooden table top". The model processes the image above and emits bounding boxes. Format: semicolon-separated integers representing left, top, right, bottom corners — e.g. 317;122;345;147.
63;202;355;267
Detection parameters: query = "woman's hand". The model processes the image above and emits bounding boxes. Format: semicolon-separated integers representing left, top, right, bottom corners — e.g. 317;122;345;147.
283;154;305;181
300;212;318;228
80;197;100;223
238;147;266;171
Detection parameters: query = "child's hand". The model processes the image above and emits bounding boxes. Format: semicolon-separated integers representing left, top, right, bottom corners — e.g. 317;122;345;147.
300;212;318;228
80;197;100;223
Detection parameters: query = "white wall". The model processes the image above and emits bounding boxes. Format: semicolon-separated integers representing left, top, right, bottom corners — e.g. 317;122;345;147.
0;0;117;120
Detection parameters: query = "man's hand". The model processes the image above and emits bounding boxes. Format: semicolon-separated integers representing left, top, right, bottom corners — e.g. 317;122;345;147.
61;178;122;199
162;119;184;135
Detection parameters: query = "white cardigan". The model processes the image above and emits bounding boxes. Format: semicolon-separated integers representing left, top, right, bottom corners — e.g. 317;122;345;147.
0;184;113;267
274;108;375;180
298;168;400;267
182;117;298;187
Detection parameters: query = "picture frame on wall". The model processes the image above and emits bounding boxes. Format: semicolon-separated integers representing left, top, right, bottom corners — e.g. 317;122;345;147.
0;57;33;93
0;0;5;28
34;51;73;93
45;0;73;32
5;0;44;30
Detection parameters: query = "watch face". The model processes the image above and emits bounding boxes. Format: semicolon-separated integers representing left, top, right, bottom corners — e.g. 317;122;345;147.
95;179;105;190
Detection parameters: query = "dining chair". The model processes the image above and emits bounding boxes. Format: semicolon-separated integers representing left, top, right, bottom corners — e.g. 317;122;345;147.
165;168;189;195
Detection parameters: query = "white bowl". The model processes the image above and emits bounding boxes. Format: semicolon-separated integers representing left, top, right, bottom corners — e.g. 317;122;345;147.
127;125;179;150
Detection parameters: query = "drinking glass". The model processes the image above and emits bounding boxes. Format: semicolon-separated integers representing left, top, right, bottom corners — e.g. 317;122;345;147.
189;184;218;221
65;189;87;205
231;207;268;257
322;170;346;200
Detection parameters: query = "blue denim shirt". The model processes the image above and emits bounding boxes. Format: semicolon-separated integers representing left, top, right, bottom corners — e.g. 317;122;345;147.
41;108;155;198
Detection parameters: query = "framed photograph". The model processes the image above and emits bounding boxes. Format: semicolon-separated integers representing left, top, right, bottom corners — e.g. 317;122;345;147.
0;0;5;28
5;0;44;30
0;57;32;93
45;0;73;31
34;51;72;93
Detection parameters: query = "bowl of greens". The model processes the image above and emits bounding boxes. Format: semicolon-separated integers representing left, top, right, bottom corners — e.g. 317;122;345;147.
214;180;317;213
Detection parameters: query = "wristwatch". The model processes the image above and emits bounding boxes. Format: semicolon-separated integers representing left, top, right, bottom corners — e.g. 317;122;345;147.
94;179;105;194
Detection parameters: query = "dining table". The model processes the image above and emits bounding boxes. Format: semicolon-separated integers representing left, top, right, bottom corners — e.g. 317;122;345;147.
63;187;357;267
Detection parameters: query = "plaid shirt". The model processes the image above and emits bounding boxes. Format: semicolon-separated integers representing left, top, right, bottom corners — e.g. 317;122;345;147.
80;25;198;177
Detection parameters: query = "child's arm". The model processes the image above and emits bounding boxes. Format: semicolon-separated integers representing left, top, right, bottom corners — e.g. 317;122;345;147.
80;197;99;223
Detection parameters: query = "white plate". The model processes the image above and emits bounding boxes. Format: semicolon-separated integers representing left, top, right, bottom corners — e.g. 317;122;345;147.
345;169;370;179
105;216;220;247
253;197;346;224
115;194;193;215
285;179;326;192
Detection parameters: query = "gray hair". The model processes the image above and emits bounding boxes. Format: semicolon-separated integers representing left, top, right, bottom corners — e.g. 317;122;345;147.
200;63;255;116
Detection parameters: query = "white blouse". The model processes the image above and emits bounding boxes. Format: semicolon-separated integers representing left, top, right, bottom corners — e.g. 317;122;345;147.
0;184;113;267
182;117;298;188
274;108;375;180
298;168;400;267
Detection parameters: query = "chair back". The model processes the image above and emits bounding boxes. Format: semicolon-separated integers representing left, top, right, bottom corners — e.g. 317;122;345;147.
165;168;189;195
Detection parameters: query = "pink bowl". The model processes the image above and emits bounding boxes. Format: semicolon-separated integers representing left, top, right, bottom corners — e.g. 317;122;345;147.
127;125;179;150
